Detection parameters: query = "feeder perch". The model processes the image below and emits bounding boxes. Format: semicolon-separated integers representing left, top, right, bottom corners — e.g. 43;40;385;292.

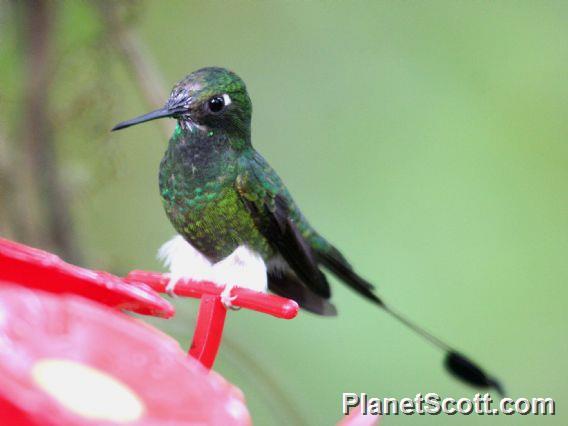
126;270;300;369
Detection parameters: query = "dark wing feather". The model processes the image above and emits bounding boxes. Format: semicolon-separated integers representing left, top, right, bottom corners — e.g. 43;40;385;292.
316;245;384;306
236;163;331;299
268;269;337;316
239;191;331;298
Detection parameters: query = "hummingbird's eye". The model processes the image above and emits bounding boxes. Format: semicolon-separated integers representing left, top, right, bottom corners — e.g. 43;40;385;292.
207;96;225;113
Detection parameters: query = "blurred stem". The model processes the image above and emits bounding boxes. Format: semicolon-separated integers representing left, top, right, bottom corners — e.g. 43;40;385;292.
0;127;19;240
97;2;174;137
18;0;82;263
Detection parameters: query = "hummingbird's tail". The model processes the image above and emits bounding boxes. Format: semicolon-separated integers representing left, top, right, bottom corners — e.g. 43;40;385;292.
316;246;505;396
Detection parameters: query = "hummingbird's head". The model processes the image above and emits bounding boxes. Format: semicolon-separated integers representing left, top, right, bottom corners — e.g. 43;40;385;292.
112;67;252;135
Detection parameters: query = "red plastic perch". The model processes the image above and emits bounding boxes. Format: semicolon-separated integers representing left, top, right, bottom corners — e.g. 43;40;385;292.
126;270;299;369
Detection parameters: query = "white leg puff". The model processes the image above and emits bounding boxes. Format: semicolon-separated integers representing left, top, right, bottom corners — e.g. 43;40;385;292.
212;246;267;308
158;235;213;296
158;235;268;307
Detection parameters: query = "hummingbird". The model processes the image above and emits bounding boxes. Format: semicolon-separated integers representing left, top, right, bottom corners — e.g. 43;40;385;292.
113;67;503;394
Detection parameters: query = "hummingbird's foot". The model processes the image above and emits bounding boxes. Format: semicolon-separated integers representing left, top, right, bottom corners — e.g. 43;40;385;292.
165;275;180;298
220;284;241;310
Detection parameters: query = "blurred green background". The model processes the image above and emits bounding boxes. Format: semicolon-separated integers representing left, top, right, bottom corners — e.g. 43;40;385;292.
1;1;566;424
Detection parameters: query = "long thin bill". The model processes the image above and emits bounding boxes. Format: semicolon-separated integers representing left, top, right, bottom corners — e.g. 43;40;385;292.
111;107;177;131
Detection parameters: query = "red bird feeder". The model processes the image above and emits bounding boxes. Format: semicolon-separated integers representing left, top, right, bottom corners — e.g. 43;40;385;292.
0;238;368;424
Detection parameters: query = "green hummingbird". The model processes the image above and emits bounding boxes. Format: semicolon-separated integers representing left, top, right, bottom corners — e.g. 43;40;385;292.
113;67;503;394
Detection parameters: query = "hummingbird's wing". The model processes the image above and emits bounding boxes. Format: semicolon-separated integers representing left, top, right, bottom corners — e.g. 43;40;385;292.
236;153;331;300
236;150;381;307
236;150;382;310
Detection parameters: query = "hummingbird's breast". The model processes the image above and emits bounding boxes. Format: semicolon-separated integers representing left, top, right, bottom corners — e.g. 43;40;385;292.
158;132;272;262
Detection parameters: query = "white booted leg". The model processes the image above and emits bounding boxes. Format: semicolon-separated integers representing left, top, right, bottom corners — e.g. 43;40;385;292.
212;246;267;308
158;236;268;305
158;235;213;296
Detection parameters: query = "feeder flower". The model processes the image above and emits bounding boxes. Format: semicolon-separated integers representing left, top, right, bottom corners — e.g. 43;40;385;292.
0;284;250;425
0;238;173;318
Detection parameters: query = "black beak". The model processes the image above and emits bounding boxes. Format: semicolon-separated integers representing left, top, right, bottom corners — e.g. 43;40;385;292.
111;106;186;131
